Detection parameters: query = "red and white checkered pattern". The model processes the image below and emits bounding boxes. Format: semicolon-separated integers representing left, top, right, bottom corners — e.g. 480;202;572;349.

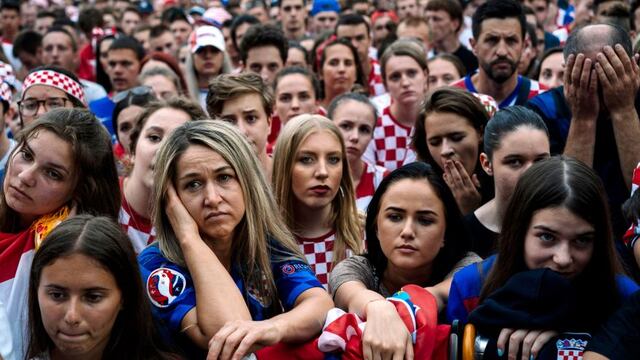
363;105;413;171
23;70;86;105
0;61;14;82
368;57;386;97
297;231;337;289
356;162;389;212
557;350;582;360
119;197;156;254
0;82;11;103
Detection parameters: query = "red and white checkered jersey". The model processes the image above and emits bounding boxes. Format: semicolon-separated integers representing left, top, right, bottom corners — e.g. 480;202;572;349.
356;162;389;212
297;231;342;289
368;57;386;97
363;105;414;171
119;192;156;254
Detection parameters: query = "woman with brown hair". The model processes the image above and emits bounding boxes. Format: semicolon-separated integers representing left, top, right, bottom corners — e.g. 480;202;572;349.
447;157;639;360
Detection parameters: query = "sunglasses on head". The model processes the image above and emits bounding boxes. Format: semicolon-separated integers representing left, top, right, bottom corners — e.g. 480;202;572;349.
113;86;154;104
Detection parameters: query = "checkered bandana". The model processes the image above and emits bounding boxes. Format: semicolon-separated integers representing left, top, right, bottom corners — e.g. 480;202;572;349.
23;70;86;105
0;82;12;103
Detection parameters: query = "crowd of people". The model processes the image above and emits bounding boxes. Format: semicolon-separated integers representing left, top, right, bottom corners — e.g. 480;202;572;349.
0;0;640;359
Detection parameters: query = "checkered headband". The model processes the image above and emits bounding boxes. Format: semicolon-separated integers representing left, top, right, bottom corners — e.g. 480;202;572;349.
23;70;86;105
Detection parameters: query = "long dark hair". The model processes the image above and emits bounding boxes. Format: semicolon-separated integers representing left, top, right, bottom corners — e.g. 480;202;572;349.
26;215;174;359
315;37;366;99
0;109;120;232
413;87;494;203
481;157;623;328
365;162;469;285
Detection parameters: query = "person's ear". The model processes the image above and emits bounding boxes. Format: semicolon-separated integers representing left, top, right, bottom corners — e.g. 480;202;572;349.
480;152;493;176
470;37;477;56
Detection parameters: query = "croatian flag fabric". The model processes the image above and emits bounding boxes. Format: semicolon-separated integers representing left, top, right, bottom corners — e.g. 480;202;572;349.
254;285;450;359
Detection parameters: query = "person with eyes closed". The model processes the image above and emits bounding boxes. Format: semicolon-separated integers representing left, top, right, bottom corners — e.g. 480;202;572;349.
329;162;479;360
412;87;496;215
272;115;363;289
138;121;332;359
464;106;551;258
120;98;208;254
0;108;120;360
327;93;390;213
315;38;366;110
363;39;429;172
207;73;274;179
447;157;639;360
26;215;176;360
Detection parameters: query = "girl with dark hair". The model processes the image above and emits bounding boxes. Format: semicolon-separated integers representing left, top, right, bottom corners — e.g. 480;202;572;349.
465;106;550;258
448;157;639;360
111;86;157;171
96;32;121;94
329;161;479;360
315;37;366;109
119;98;207;254
0;108;120;360
26;215;175;360
327;93;389;212
412;86;495;215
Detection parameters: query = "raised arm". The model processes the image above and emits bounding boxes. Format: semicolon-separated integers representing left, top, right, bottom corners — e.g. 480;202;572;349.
562;53;599;167
595;45;640;189
166;184;251;349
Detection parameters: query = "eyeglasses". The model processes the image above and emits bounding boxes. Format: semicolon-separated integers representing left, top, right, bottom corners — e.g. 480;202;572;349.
18;98;69;116
112;86;154;103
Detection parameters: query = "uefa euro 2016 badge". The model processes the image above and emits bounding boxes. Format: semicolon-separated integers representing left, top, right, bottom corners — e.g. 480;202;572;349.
556;337;589;360
147;268;186;307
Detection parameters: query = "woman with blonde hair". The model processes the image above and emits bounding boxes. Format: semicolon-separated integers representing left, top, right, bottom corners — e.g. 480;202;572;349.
138;121;332;358
183;26;233;110
272;115;363;288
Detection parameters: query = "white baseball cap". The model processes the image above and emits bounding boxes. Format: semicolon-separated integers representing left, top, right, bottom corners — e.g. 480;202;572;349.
189;26;226;54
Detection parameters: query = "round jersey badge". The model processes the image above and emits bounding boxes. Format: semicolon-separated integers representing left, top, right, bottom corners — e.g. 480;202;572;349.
281;264;295;275
147;267;186;308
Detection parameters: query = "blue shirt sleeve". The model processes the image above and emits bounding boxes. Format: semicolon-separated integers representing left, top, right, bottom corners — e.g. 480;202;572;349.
446;257;494;324
616;274;640;300
269;241;323;311
138;245;196;333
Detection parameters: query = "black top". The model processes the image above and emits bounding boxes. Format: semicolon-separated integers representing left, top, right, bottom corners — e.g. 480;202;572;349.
586;290;640;359
452;45;478;74
463;211;499;259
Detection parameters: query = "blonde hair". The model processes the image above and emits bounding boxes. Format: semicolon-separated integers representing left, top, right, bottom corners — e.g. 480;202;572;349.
184;49;233;105
272;114;363;264
152;121;303;309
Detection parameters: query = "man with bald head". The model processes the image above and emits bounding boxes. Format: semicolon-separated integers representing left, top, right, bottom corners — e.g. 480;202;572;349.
527;23;640;241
